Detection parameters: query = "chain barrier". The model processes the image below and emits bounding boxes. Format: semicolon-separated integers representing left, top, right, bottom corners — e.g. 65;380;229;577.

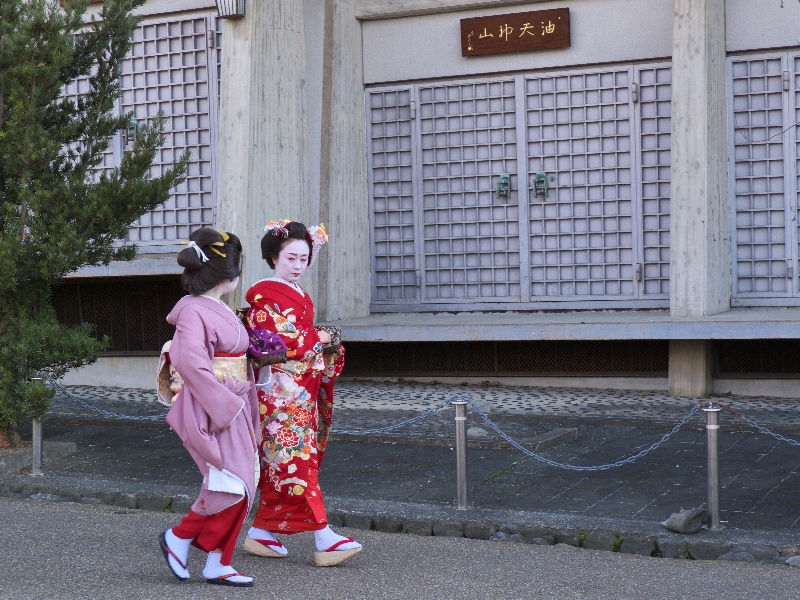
713;402;800;447
450;394;703;471
44;378;800;461
332;400;452;435
45;377;167;422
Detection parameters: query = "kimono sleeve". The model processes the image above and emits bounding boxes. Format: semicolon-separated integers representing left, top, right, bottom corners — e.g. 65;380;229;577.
169;305;245;431
247;291;323;361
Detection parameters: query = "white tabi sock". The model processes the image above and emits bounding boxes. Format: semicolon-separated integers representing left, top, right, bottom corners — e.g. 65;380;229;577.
165;529;191;579
203;551;253;584
314;525;362;552
247;526;288;555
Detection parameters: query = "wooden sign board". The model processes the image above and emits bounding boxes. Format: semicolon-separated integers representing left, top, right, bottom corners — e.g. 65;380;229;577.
461;8;570;57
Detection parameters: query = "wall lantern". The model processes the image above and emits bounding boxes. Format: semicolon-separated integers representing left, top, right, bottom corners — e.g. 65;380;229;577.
215;0;247;18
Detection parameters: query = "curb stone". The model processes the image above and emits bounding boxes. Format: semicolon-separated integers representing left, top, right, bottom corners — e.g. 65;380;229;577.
687;540;735;561
619;536;657;556
728;543;779;561
582;530;619;552
656;536;689;559
374;514;405;533
343;512;373;530
2;482;799;566
403;518;433;536
463;522;497;540
432;520;463;537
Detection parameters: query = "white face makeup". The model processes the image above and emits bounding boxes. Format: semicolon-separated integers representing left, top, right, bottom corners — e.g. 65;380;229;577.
274;239;310;283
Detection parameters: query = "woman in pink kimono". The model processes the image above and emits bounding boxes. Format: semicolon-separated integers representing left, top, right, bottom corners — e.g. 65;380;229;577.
158;228;259;587
242;219;361;567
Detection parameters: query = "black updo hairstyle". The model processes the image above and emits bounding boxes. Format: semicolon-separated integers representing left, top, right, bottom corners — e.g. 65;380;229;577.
260;221;313;269
177;228;243;295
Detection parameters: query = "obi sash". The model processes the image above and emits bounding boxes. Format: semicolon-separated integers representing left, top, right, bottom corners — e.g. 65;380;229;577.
156;340;247;406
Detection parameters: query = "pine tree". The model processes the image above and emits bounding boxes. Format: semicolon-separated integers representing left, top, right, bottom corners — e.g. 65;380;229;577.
0;0;187;446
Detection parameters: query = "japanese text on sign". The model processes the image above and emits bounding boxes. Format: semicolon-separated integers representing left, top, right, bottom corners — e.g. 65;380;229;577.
461;8;570;57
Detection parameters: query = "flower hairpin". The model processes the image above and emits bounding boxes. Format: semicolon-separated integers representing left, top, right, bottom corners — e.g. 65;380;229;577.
264;219;292;238
306;224;328;267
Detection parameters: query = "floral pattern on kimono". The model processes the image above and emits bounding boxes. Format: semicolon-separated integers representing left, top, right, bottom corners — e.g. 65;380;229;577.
245;278;344;533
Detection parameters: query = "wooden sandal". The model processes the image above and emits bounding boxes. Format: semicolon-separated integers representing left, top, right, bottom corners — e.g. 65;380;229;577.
314;538;362;567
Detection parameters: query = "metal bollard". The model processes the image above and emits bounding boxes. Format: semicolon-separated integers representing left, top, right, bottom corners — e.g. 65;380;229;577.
30;376;44;476
703;404;722;529
452;399;468;510
31;418;43;476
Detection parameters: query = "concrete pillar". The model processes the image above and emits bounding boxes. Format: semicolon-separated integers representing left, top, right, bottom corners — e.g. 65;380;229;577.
669;340;713;397
668;0;729;396
670;0;730;318
215;3;310;307
316;0;371;321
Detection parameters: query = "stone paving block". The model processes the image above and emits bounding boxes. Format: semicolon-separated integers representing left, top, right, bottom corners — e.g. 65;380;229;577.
92;491;117;506
530;537;554;546
373;514;404;533
326;509;345;527
402;518;433;536
343;512;374;530
531;428;578;451
78;497;103;505
687;540;734;561
582;531;619;552
490;532;526;543
30;493;63;502
518;526;556;544
137;494;171;512
20;483;42;498
619;536;656;556
656;536;688;559
718;551;756;562
780;544;800;558
432;520;464;537
463;522;497;540
554;530;581;547
729;543;779;561
499;523;520;535
113;494;138;509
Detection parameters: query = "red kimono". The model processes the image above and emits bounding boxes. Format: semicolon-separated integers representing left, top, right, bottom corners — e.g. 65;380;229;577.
245;278;344;534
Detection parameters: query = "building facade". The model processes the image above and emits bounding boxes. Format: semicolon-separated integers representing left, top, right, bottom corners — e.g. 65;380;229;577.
60;0;800;398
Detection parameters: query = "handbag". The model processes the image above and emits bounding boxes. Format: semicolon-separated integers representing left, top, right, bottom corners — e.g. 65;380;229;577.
319;326;342;355
247;329;288;367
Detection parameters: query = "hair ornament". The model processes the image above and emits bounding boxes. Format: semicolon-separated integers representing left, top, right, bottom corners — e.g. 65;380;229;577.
264;219;292;238
209;236;227;258
307;223;328;267
185;240;209;262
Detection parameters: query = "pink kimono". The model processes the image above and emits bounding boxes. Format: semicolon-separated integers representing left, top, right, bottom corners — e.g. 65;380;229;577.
165;295;260;516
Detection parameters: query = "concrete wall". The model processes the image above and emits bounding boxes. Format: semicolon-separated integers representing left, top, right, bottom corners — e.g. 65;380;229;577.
362;0;673;83
60;355;800;400
214;2;312;309
727;0;800;53
317;0;372;321
60;356;159;390
357;0;552;19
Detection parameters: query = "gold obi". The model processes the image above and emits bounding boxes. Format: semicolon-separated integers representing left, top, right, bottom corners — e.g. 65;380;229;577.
157;343;247;407
211;353;248;383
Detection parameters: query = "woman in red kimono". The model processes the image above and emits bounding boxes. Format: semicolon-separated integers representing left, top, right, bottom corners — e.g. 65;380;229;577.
242;220;361;567
158;228;259;587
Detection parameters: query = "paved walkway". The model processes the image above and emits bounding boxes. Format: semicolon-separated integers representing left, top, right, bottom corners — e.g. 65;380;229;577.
4;380;800;560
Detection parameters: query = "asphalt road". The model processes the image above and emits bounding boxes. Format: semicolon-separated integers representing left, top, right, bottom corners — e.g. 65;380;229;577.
1;497;799;600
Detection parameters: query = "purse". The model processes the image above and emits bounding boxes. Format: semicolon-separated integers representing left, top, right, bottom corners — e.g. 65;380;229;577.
247;329;288;368
319;326;342;355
